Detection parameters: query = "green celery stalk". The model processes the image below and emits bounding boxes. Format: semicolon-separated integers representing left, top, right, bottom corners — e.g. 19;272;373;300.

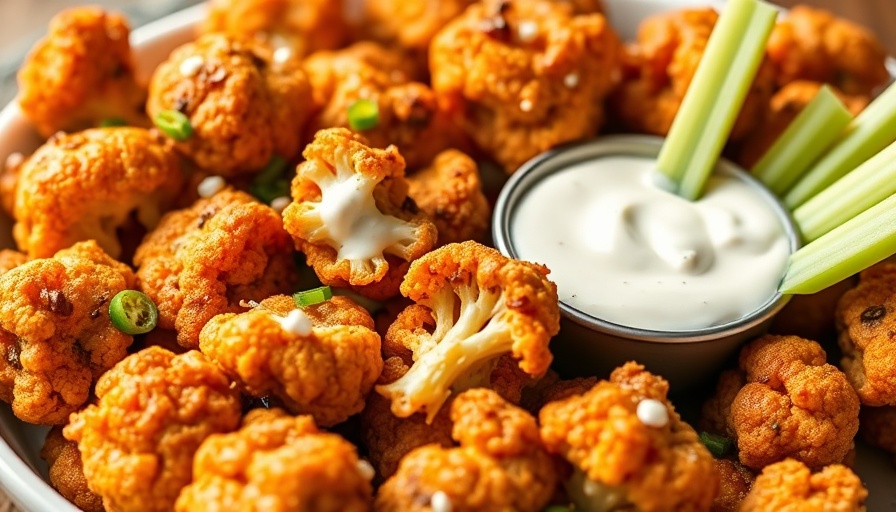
794;139;896;242
656;0;777;200
784;82;896;208
752;86;852;196
779;192;896;295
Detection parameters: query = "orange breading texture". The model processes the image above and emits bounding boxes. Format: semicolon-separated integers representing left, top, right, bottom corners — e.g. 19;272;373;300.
835;263;896;406
0;241;135;425
40;426;103;512
12;127;183;260
147;33;313;176
375;388;557;512
539;362;719;512
860;406;896;459
0;250;28;278
361;0;477;53
17;7;146;138
739;459;867;511
703;335;860;470
134;188;296;349
64;347;242;512
430;0;622;173
282;128;437;300
257;294;376;330
198;302;383;427
767;5;889;96
711;458;755;512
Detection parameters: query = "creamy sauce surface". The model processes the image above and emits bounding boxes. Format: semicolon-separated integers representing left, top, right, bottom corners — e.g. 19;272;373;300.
511;156;791;332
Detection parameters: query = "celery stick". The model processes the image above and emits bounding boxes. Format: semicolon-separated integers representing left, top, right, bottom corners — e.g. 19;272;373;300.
656;0;777;200
779;192;896;295
784;82;896;208
752;86;852;196
794;139;896;242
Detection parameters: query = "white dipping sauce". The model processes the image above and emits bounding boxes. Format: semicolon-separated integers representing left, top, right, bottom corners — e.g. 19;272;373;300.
511;156;790;332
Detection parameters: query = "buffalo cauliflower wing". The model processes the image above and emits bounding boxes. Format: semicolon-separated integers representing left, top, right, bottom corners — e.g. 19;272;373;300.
375;388;557;512
64;347;242;512
739;459;867;511
17;7;146;138
256;293;376;329
711;458;755;512
376;241;559;422
282;128;437;300
134;188;296;348
360;0;475;56
539;362;718;512
0;241;135;424
12;127;183;259
147;33;313;176
429;0;622;173
41;426;103;512
860;406;896;461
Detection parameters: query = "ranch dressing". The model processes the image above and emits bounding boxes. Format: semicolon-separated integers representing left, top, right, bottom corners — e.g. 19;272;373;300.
511;156;790;332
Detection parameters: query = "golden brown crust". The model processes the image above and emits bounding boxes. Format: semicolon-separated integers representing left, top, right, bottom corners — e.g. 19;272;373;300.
711;458;754;512
0;250;28;278
258;294;376;329
739;459;867;511
40;426;104;512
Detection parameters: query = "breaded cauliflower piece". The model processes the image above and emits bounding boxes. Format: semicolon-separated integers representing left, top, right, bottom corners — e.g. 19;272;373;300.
40;426;103;512
739;459;867;511
430;0;622;173
835;263;896;406
712;458;754;512
703;335;860;470
135;188;296;348
539;362;718;512
860;406;896;460
613;8;774;141
361;0;476;56
0;250;27;277
282;128;437;300
257;293;376;329
767;6;889;97
376;241;559;422
407;149;490;245
199;302;383;427
176;408;373;512
17;7;146;138
64;347;242;512
375;388;557;512
304;43;458;170
201;0;348;60
0;241;135;425
12;127;183;259
147;34;313;176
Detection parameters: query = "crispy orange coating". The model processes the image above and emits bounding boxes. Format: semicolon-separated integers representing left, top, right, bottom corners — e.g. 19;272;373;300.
361;0;475;54
835;263;896;406
12;127;183;260
539;362;718;512
859;406;896;460
147;34;313;176
0;241;134;425
176;408;373;512
282;128;437;300
767;6;889;97
376;388;557;512
430;0;622;173
40;426;103;512
64;347;242;512
135;188;296;348
17;7;146;138
712;458;754;512
0;250;27;277
739;459;867;511
407;149;490;245
257;294;376;329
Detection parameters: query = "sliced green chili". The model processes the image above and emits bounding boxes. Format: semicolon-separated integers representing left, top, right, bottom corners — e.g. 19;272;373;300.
109;290;159;335
154;110;193;141
293;286;333;308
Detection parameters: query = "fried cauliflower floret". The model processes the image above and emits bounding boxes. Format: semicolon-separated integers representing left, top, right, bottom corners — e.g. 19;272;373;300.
176;408;373;512
430;0;622;173
835;263;896;406
361;0;476;54
613;8;774;141
11;127;183;259
703;335;860;470
201;0;348;60
407;150;490;245
135;188;296;348
199;303;383;427
712;458;754;512
539;362;718;512
17;7;146;138
0;250;27;277
282;128;437;300
739;459;867;511
257;293;376;329
40;426;103;512
64;347;242;512
0;241;135;425
860;406;896;460
376;241;559;422
147;33;313;176
376;388;557;512
767;6;889;97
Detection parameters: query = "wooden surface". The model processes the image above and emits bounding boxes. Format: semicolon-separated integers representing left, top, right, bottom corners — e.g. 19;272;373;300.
775;0;896;53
